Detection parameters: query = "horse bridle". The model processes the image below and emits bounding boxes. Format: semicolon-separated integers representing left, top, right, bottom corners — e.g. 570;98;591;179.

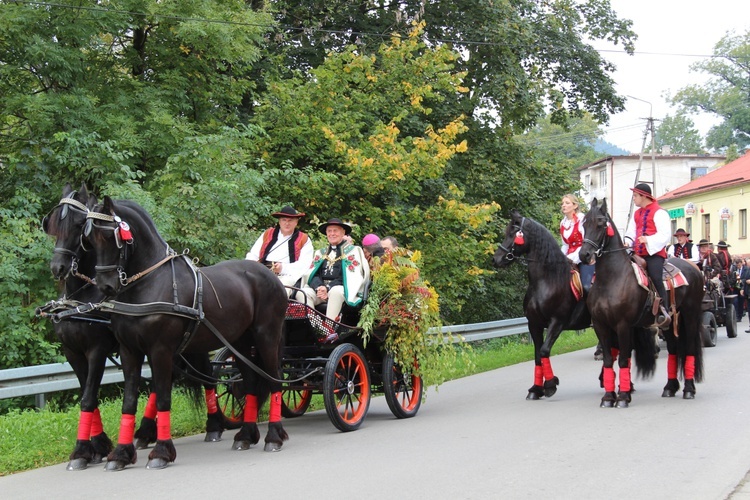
497;217;526;263
43;196;97;284
582;213;627;258
85;211;134;287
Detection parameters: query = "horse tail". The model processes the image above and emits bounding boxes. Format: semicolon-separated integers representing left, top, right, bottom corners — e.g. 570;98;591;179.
633;326;657;379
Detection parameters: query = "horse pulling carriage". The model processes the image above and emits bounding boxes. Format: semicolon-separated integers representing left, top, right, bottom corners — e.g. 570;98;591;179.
40;184;423;471
212;296;422;433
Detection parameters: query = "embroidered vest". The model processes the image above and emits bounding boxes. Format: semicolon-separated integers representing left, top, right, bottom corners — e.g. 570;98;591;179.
634;202;667;258
560;214;584;255
259;227;309;264
674;243;694;259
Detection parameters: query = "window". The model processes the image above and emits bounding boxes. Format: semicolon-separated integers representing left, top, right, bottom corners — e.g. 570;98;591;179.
584;174;591;189
703;214;710;242
691;167;708;180
686;218;692;237
721;220;728;241
599;170;607;188
741;209;747;239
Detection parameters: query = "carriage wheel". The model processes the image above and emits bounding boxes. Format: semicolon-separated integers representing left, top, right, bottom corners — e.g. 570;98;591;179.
281;362;313;418
382;353;422;419
725;304;738;338
701;312;717;348
323;343;371;432
211;347;244;429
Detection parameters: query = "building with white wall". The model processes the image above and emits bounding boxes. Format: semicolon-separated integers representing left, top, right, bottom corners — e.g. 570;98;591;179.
577;153;725;234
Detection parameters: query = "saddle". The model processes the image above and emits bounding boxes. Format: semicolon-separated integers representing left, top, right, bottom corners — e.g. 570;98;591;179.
631;259;687;335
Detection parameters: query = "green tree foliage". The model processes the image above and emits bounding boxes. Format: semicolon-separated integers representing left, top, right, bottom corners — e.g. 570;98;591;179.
669;30;750;151
651;114;704;154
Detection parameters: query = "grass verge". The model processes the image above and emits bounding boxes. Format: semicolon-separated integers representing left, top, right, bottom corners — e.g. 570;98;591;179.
0;329;597;476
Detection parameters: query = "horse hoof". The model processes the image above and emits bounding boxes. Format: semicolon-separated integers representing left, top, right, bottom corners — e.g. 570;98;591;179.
661;389;676;398
104;460;128;472
145;458;170;470
66;458;88;471
683;391;695;400
204;431;222;442
616;400;630;409
543;387;557;398
135;438;151;450
264;442;283;452
526;392;540;400
600;400;615;408
232;440;252;451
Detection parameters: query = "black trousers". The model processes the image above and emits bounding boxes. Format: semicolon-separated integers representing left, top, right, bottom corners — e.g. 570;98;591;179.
644;254;668;307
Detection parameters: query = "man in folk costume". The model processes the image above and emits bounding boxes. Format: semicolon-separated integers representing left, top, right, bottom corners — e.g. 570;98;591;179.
697;239;722;278
671;228;699;264
246;205;314;296
716;240;732;287
624;183;671;329
298;218;370;340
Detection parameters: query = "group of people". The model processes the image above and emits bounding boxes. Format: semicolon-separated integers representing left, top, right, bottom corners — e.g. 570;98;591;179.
560;183;750;333
245;205;399;340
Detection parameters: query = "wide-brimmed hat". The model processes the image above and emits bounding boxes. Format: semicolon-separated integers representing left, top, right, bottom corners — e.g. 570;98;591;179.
271;205;305;218
717;240;731;248
698;239;712;246
318;218;352;235
673;228;690;237
630;183;655;200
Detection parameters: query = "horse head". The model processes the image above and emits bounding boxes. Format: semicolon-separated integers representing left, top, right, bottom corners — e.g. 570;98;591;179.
580;198;617;265
45;183;97;280
493;209;528;267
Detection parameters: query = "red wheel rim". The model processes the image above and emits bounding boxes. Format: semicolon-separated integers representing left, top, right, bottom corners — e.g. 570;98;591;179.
333;352;370;424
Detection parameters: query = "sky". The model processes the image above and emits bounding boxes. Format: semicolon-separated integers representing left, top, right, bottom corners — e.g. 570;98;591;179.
592;0;750;154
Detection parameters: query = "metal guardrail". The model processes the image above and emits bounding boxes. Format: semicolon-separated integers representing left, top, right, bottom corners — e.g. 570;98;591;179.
0;318;528;404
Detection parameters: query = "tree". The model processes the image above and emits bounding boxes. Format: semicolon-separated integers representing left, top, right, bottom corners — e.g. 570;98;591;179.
669;30;750;151
651;114;704;154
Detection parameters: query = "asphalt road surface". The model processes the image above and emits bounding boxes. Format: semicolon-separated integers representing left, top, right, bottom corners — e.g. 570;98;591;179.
4;317;750;500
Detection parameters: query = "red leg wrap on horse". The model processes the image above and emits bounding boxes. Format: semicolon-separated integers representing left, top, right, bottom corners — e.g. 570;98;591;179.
118;414;136;445
684;355;695;380
269;392;282;423
91;408;104;437
619;367;631;392
534;365;543;386
205;388;218;414
144;392;157;419
244;395;258;423
77;411;94;441
156;411;171;441
541;357;554;380
603;367;616;392
667;354;678;379
610;348;619;360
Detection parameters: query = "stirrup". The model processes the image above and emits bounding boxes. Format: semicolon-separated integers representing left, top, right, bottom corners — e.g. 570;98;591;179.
655;306;671;330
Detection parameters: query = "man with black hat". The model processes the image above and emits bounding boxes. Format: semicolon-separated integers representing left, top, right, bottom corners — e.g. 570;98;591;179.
624;183;672;329
697;239;721;278
246;205;314;295
671;228;699;263
298;218;370;340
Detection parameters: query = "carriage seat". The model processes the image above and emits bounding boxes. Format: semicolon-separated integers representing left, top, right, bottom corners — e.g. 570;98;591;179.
313;280;371;326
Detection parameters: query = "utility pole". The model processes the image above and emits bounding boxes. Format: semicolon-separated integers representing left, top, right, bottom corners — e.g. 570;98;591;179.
625;96;658;235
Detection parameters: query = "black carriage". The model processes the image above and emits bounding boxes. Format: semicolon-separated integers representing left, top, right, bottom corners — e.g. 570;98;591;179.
700;277;738;347
211;295;423;432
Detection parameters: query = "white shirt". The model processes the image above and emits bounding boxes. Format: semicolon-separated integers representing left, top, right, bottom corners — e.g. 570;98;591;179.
624;206;671;256
246;231;314;283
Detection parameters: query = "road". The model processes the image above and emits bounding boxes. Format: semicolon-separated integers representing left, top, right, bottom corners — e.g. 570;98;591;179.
3;318;750;500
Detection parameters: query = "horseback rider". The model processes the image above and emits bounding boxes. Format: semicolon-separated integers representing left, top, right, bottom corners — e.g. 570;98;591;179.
671;228;699;263
560;193;595;293
623;183;671;329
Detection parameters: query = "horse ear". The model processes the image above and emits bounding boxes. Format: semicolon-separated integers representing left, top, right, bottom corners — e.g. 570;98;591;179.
600;198;608;214
79;182;89;200
510;209;521;221
590;198;598;210
62;182;73;197
102;196;115;214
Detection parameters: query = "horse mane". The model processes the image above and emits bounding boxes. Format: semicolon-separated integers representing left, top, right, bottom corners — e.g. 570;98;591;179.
522;217;571;291
95;197;171;251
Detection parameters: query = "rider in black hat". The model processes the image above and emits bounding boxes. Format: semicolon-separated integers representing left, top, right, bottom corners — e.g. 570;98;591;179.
624;183;672;329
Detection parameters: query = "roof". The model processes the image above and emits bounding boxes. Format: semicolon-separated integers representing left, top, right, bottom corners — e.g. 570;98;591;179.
578;153;725;171
658;150;750;202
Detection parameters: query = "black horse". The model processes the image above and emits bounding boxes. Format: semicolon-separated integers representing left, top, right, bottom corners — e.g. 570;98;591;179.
42;185;228;470
579;198;704;407
493;210;591;400
85;196;288;470
42;183;118;470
